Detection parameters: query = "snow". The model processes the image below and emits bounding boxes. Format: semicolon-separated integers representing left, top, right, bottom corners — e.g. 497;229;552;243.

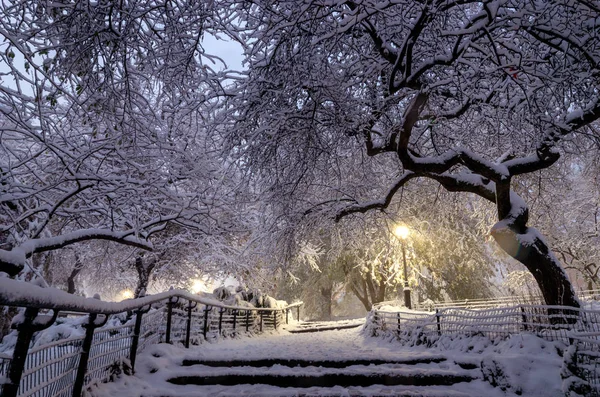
0;278;300;314
87;326;565;397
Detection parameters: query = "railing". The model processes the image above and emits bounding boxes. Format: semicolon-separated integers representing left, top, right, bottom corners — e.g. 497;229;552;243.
369;304;600;393
0;278;303;397
412;288;600;311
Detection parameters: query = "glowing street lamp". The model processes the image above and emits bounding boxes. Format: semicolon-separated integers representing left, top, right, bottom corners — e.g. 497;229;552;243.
393;225;412;309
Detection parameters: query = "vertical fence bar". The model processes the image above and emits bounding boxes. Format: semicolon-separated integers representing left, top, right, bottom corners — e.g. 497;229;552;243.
130;305;150;372
232;310;237;331
165;296;177;344
73;313;97;397
3;308;39;397
185;301;198;348
73;312;109;397
245;310;250;332
296;306;300;322
259;311;263;332
286;309;289;325
397;312;401;337
436;309;442;336
203;306;211;339
521;306;528;331
273;311;277;330
218;308;224;334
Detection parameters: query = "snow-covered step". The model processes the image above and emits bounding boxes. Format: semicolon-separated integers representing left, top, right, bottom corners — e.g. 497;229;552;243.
286;319;365;333
181;357;447;368
141;384;486;397
168;358;479;389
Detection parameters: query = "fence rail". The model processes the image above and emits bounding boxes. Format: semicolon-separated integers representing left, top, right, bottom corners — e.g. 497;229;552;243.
411;289;600;311
0;279;303;397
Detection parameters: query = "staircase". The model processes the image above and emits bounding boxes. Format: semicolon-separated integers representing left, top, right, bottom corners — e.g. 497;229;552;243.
159;356;485;396
91;326;506;397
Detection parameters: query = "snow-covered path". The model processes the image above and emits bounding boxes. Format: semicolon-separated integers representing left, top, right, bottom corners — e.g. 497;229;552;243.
88;326;564;397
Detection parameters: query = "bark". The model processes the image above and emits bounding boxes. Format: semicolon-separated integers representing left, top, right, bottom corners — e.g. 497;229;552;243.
492;224;579;308
320;285;333;320
133;255;157;298
66;253;83;294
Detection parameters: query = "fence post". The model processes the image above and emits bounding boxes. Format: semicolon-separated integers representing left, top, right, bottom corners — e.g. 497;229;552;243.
286;309;289;325
245;310;250;332
259;311;264;332
185;301;198;348
165;293;178;344
232;310;237;331
273;311;278;330
73;311;109;397
130;305;151;372
436;309;442;336
203;305;211;339
218;308;225;334
397;312;401;336
521;306;528;331
296;305;300;322
2;307;58;397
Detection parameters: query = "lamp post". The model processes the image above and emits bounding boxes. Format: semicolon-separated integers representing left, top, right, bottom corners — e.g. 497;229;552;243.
394;225;412;309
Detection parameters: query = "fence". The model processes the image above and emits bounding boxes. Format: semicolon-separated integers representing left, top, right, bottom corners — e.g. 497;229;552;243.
412;288;600;311
0;279;303;397
369;304;600;394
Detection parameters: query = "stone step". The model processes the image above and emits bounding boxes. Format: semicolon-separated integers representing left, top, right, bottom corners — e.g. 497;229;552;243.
287;322;363;333
168;369;477;388
182;357;447;368
149;385;478;397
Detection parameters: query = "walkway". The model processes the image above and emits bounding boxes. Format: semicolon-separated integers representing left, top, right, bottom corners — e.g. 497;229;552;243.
88;325;563;396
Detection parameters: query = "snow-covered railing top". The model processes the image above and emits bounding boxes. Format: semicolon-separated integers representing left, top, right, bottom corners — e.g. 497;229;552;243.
0;278;303;314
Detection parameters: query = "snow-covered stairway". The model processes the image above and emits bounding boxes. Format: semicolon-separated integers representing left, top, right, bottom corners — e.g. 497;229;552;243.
90;326;510;397
168;356;478;392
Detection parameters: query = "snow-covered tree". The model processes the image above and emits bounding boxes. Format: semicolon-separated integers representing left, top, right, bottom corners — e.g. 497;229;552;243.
222;0;600;307
0;1;241;279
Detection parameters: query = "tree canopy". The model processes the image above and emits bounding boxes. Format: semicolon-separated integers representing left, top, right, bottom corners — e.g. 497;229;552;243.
1;1;599;306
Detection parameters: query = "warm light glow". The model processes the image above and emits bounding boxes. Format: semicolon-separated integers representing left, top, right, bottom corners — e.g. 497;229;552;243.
394;225;410;240
120;289;134;300
190;279;205;294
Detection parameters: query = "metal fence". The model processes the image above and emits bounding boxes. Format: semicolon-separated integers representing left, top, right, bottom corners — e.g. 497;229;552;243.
0;286;303;397
369;304;600;393
412;289;600;311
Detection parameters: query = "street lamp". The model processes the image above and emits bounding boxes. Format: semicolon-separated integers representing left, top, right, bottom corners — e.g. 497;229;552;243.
393;225;412;309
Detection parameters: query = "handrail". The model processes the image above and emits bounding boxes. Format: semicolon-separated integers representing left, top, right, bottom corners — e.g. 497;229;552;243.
0;278;303;313
0;278;304;397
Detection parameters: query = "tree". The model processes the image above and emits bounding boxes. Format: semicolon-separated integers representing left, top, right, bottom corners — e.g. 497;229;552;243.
0;1;240;278
223;0;600;307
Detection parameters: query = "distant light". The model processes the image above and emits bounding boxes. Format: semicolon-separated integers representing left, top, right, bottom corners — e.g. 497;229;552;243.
190;279;205;294
120;289;134;300
394;225;410;240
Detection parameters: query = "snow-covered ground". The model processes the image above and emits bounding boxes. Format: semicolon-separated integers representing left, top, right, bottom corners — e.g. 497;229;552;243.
87;325;565;397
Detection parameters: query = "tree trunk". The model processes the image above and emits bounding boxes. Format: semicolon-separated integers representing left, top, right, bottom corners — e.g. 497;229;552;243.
491;191;579;308
134;256;156;298
320;285;332;320
66;253;83;294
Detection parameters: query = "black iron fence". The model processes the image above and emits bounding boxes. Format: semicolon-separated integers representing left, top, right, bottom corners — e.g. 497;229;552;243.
0;279;303;397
